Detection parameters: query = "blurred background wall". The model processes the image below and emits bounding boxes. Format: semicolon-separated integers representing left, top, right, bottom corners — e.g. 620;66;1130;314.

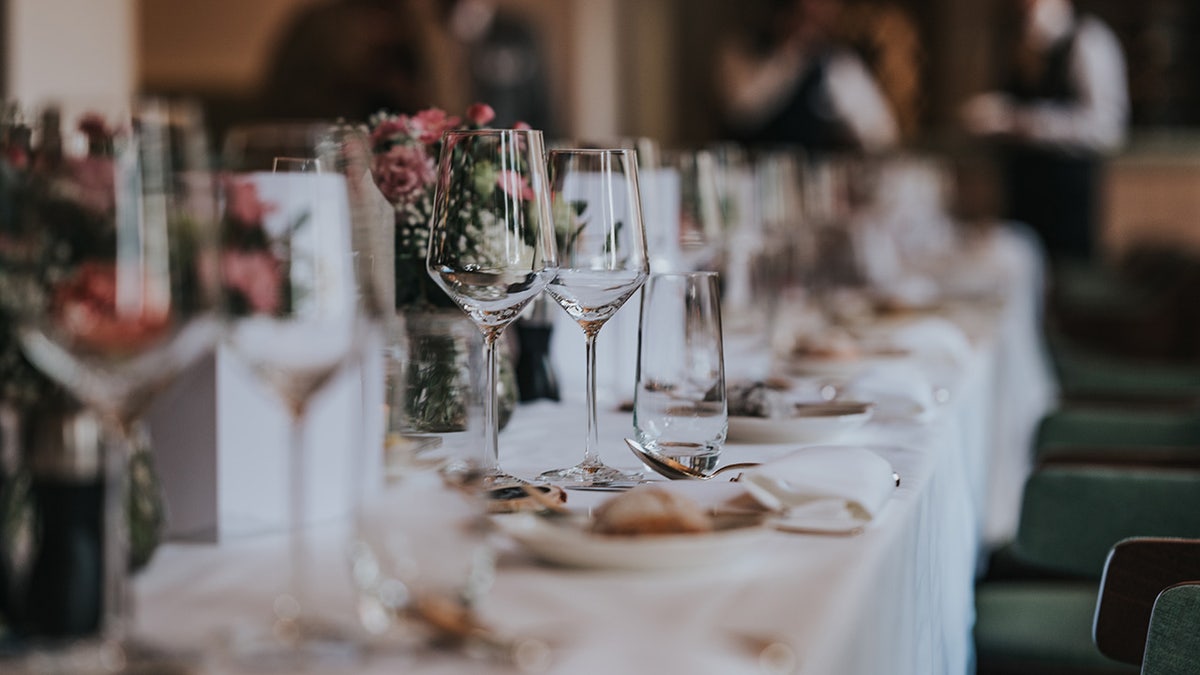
4;0;1200;257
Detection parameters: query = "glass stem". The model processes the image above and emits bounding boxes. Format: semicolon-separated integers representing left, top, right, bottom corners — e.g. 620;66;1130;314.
582;331;601;467
286;408;308;628
482;330;501;475
102;421;132;645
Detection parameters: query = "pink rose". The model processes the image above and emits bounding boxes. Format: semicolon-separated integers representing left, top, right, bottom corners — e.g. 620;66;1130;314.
222;248;283;314
372;144;436;205
466;103;496;127
223;178;275;227
409;108;462;145
496;170;534;201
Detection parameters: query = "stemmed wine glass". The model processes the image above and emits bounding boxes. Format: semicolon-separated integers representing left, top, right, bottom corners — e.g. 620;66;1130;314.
426;129;557;489
661;149;724;272
0;99;219;667
220;122;371;662
537;149;649;486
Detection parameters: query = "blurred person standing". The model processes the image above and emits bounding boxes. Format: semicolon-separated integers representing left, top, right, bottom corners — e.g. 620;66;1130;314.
836;1;923;142
440;0;556;133
963;0;1128;263
715;0;899;153
260;0;444;121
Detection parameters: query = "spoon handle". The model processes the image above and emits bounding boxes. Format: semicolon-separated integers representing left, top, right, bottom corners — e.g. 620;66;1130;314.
710;462;763;477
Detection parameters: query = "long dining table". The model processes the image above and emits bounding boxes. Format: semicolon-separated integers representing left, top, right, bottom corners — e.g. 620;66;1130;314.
133;224;1054;674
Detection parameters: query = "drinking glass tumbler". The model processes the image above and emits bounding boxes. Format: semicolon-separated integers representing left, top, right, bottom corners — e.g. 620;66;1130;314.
633;272;727;473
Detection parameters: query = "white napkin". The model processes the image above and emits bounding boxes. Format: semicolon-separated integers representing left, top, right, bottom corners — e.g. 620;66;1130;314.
884;316;972;381
840;361;936;421
739;446;897;532
652;446;897;534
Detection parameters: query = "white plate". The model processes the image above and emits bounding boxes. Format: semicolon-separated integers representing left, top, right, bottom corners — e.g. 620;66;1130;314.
727;401;874;444
493;513;768;570
784;349;909;377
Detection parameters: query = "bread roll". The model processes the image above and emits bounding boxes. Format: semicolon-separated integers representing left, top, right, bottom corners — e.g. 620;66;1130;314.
591;486;713;536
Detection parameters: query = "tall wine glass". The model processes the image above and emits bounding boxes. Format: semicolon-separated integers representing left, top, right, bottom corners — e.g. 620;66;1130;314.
661;149;724;272
220;122;370;663
426;129;557;489
0;99;219;668
538;149;648;486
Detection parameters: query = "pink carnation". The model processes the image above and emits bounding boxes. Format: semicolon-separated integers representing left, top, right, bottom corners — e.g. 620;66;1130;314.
370;117;409;146
409;108;462;145
222;249;283;315
372;144;436;205
466;103;496;126
496;170;534;201
223;178;275;227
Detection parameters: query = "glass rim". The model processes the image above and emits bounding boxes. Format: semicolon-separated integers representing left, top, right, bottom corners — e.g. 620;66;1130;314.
650;270;720;278
441;127;544;139
547;147;637;156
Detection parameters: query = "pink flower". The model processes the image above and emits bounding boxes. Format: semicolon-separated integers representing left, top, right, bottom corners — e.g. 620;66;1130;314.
53;261;171;351
64;157;116;213
409;108;462;145
496;170;534;201
372;144;436;205
513;121;532;131
222;248;283;314
370;117;410;146
78;113;112;144
223;178;275;227
466;103;496;126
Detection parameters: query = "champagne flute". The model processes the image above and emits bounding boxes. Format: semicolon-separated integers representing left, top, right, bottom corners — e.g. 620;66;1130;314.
538;149;648;486
426;129;557;489
0;98;219;669
220;122;370;663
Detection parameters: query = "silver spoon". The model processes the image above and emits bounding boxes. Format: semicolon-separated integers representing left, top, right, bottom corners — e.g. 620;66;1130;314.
626;438;901;487
624;438;761;480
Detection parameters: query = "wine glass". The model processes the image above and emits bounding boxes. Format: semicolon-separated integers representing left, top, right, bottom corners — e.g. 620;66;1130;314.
661;149;724;272
538;149;648;486
426;129;557;489
0;98;219;668
220;122;370;663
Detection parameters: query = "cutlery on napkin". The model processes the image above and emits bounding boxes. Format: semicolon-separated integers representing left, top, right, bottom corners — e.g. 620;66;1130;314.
653;446;898;534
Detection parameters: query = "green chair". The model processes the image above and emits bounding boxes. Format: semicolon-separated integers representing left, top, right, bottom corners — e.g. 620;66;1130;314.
1141;583;1200;675
975;466;1200;675
1048;336;1200;407
1034;407;1200;466
1091;538;1200;672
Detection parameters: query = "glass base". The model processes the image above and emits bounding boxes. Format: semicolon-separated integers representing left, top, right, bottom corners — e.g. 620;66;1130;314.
537;461;643;488
1;637;197;675
220;617;361;673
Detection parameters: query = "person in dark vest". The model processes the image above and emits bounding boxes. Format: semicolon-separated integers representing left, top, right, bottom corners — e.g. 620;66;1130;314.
715;0;898;154
963;0;1128;264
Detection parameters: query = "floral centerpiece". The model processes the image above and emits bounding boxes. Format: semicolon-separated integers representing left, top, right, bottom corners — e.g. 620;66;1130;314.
367;103;520;432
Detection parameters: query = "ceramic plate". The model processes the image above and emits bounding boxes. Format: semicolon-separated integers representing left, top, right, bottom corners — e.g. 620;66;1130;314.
784;349;909;377
727;401;874;444
493;512;768;570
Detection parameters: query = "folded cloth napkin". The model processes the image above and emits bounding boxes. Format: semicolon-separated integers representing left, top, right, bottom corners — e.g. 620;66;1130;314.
655;446;898;533
739;446;897;531
840;361;936;421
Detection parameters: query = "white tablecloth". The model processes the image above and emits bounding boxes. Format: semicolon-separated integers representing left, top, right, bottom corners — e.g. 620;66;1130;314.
132;225;1054;674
